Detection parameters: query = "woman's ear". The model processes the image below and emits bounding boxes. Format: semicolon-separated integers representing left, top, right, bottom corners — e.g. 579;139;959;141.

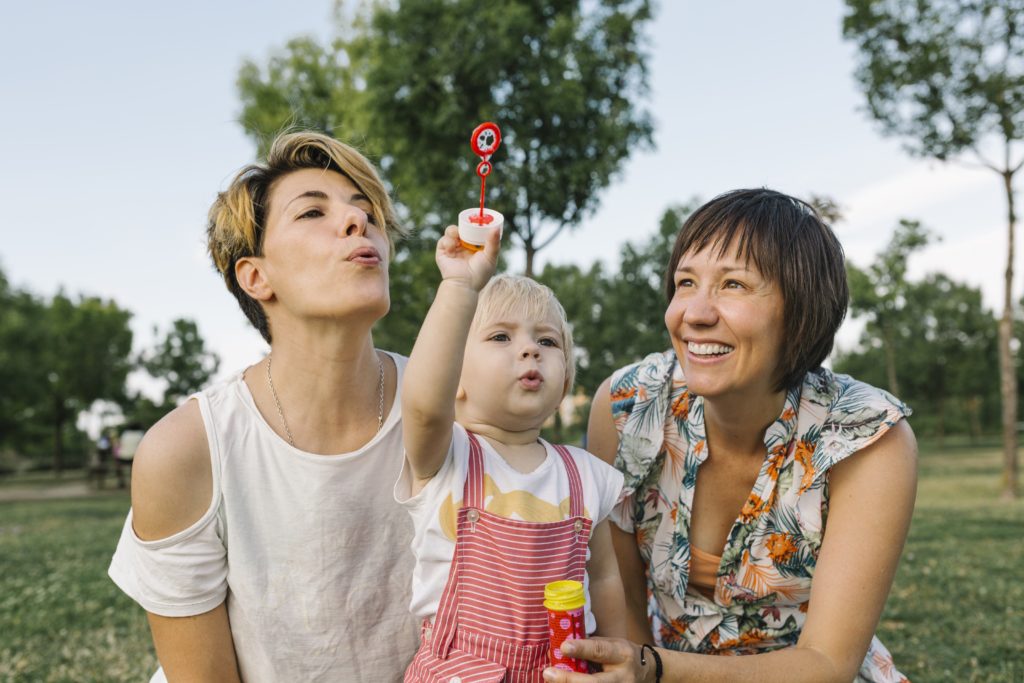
455;384;467;401
235;257;274;302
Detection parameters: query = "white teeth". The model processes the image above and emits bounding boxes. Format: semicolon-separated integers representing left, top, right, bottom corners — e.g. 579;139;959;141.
688;342;734;356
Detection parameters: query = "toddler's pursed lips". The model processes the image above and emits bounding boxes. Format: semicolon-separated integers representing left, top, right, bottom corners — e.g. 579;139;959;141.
518;369;544;389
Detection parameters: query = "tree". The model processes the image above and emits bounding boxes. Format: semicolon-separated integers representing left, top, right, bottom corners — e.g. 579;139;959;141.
238;0;655;276
846;219;934;396
237;36;359;155
905;273;999;442
371;233;441;357
0;269;49;455
140;318;221;408
838;272;999;442
843;0;1024;496
41;293;134;473
121;318;221;428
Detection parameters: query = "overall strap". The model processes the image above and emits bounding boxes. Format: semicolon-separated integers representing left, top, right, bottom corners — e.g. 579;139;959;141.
464;431;486;509
552;444;584;518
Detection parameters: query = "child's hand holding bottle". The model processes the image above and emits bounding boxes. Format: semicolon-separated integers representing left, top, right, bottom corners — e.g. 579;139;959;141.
435;222;501;293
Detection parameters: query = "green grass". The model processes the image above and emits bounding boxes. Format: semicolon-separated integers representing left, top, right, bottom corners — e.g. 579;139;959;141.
875;445;1024;682
0;469;90;489
0;447;1021;681
0;493;157;682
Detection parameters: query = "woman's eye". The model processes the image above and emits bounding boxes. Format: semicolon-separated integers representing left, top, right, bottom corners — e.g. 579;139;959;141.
357;206;378;226
675;278;694;289
298;208;324;219
724;279;745;289
488;333;510;342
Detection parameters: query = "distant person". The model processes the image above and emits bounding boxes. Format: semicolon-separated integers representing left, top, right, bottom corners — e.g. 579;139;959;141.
546;189;917;682
108;131;419;682
113;424;144;489
89;430;115;489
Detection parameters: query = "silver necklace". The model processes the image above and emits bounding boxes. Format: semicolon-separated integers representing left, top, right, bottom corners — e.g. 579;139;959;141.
266;353;385;447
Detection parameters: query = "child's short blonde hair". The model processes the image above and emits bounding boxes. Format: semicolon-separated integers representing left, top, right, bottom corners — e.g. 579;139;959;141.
206;130;404;342
473;274;576;394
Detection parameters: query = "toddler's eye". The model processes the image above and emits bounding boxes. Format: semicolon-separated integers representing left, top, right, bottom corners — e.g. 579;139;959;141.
488;333;510;342
539;337;559;348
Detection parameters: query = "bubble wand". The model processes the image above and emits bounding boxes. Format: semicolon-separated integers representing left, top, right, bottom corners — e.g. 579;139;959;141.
458;122;504;252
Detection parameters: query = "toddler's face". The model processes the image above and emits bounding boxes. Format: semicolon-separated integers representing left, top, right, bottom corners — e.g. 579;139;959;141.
457;309;567;433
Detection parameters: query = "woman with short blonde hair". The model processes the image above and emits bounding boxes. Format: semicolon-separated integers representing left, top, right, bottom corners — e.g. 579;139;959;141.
109;131;419;682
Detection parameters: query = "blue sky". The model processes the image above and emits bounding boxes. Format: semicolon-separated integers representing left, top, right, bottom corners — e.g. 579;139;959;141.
0;1;1014;400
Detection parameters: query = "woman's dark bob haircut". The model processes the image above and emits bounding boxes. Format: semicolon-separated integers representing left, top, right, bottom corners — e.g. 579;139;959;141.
664;188;849;392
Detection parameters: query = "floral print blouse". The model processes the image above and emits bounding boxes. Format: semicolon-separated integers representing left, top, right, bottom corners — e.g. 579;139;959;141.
609;350;911;683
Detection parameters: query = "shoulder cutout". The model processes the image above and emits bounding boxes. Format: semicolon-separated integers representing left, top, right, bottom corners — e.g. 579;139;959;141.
131;399;214;541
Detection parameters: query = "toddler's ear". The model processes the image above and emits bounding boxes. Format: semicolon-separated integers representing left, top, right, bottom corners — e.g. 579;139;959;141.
455;385;467;401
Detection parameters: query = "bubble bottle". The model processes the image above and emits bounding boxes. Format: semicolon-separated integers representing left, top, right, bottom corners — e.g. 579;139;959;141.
458;122;504;251
544;579;588;672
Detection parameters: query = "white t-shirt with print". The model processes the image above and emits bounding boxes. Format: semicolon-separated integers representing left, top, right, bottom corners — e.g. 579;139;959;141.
395;423;624;635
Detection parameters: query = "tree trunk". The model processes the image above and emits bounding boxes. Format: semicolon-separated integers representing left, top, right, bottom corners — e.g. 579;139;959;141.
524;241;536;278
965;395;983;446
53;397;64;477
882;326;900;397
999;169;1019;499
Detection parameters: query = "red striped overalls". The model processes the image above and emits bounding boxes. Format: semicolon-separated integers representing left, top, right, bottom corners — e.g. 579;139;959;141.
404;433;593;683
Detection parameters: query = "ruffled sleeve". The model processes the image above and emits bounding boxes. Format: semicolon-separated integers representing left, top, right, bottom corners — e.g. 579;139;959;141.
795;369;913;488
608;350;677;531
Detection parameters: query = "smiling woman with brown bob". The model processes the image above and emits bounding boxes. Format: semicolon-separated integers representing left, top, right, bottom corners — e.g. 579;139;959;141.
545;189;916;682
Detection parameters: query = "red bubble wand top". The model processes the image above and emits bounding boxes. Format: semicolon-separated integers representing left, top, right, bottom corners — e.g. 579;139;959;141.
468;122;501;225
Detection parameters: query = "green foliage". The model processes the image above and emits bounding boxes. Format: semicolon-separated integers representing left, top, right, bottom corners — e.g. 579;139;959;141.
237;36;360;156
237;0;655;274
842;0;1024;160
4;291;134;472
837;221;1000;438
0;264;223;467
845;219;934;395
141;319;221;407
44;293;134;471
373;234;441;357
0;278;49;454
118;318;221;429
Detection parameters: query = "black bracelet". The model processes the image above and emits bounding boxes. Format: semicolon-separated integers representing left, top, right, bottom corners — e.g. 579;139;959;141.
640;643;663;683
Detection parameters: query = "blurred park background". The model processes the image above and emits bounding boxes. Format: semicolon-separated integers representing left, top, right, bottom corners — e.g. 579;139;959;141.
1;0;1023;680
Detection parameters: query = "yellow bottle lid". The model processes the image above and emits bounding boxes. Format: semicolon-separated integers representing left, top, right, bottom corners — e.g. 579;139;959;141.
544;580;585;611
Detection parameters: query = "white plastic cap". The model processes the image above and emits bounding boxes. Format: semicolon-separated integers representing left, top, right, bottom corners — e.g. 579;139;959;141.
458;208;504;248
